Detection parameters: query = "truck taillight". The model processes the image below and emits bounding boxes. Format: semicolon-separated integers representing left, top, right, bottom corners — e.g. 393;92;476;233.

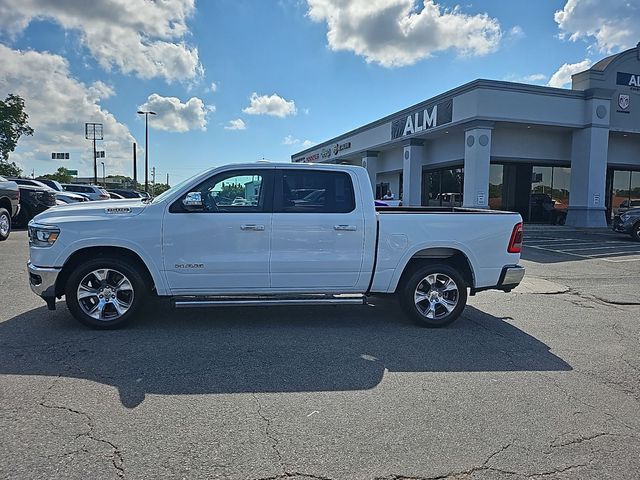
508;222;523;253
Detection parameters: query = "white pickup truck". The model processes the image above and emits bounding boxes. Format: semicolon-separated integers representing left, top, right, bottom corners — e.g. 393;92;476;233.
27;163;524;329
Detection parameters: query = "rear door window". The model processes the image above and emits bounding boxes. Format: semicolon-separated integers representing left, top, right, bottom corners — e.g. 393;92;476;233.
275;170;355;213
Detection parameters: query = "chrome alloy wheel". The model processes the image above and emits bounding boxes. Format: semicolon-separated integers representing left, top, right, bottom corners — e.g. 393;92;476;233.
414;273;459;319
0;213;9;237
77;268;134;321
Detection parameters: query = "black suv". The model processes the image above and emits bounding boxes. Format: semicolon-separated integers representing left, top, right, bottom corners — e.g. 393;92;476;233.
0;175;20;241
613;207;640;241
7;178;57;227
107;189;144;199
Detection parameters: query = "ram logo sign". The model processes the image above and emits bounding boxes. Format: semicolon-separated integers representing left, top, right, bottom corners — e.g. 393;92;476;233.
618;94;630;110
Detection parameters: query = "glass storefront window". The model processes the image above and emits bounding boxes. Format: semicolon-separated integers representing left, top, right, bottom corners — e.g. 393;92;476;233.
422;167;463;207
551;167;571;212
611;170;632;214
530;166;553;223
632;171;640;204
490;163;570;224
489;164;503;210
611;170;640;217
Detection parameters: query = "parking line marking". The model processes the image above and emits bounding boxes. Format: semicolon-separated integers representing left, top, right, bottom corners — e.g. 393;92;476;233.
525;245;640;262
603;257;640;263
559;244;640;252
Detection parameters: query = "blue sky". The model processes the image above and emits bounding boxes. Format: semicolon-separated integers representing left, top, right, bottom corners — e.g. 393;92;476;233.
0;0;638;184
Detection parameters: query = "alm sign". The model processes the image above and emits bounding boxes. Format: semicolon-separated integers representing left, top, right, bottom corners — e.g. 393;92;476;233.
617;72;640;89
391;99;453;139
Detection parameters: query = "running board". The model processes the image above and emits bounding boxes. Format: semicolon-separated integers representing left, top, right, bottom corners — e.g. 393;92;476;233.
173;294;366;308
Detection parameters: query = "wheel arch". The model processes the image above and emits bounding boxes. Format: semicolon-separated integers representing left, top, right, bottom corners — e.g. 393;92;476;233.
392;247;475;293
0;197;12;214
55;246;157;298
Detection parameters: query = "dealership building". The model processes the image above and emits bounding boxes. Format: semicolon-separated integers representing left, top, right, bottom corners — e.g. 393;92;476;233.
292;44;640;227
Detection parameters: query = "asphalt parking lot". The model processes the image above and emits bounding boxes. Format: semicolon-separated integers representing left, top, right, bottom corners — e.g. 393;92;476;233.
1;229;639;479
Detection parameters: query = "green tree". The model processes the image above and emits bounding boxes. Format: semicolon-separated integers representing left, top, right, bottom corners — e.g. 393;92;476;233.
0;94;34;176
40;167;74;183
218;182;244;202
152;183;171;195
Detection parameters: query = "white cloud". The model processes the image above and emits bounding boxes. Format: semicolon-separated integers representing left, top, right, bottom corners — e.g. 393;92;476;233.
207;82;218;93
306;0;502;67
504;73;548;84
243;92;297;118
224;119;246;130
137;94;210;133
508;25;525;39
0;44;135;176
283;135;298;145
555;0;640;53
547;59;592;88
282;135;314;147
0;0;202;82
523;74;547;82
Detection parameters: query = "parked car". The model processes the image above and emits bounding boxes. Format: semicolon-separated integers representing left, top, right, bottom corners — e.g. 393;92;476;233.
108;192;125;199
613;208;640;241
61;183;110;201
0;175;20;241
27;163;525;329
8;178;56;227
107;189;144;199
615;199;640;215
55;192;90;204
21;178;88;203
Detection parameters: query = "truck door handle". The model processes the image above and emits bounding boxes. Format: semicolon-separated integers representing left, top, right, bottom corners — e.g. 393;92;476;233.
334;225;357;231
240;224;265;231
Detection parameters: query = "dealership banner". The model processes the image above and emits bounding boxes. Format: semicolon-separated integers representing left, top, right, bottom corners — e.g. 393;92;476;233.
391;98;453;139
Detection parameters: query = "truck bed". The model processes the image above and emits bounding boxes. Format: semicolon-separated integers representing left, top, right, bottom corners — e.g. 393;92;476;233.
376;206;515;214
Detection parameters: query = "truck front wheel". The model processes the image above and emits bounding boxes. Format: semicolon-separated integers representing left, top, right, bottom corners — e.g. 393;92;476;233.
399;264;467;328
0;208;10;241
65;257;147;329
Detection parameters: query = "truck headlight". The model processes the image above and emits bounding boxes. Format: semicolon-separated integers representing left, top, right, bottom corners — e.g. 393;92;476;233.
28;224;60;247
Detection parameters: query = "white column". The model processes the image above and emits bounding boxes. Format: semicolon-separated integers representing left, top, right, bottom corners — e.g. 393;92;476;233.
361;151;379;196
565;94;610;228
463;126;492;208
402;140;423;206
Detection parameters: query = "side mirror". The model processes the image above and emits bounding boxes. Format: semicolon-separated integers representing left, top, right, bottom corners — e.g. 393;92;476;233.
182;191;204;211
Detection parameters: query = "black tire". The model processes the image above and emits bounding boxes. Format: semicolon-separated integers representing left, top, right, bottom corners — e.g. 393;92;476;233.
399;263;468;328
14;204;31;228
65;256;148;329
632;221;640;242
0;208;10;241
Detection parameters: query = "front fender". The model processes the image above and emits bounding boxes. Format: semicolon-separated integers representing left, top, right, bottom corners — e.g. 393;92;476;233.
54;237;169;296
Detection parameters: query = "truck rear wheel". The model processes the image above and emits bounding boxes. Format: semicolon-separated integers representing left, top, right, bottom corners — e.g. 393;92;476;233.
65;257;147;329
399;263;467;328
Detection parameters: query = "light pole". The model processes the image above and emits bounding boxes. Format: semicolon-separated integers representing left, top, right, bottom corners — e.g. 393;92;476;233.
101;162;105;187
137;110;156;193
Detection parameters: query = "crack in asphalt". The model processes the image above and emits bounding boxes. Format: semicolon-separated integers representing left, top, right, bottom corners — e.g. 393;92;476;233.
551;432;617;449
252;473;336;480
538;371;638;433
252;392;286;475
38;376;125;478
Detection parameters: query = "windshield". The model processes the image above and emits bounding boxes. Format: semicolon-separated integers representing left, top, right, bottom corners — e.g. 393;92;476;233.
151;172;202;204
